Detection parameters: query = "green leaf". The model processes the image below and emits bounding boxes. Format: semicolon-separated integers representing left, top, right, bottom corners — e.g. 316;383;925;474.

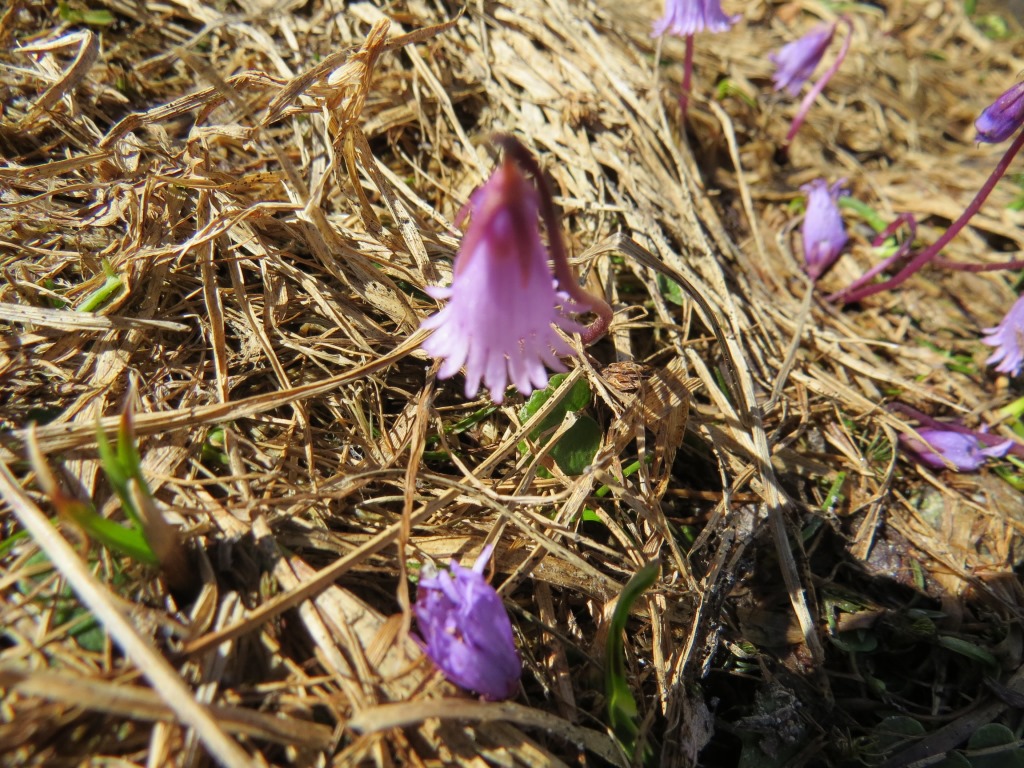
77;273;123;312
873;716;926;752
547;415;602;475
819;472;847;513
838;196;889;233
58;0;115;25
714;78;757;108
519;374;591;436
605;560;660;763
966;724;1024;768
936;635;1000;672
580;508;602;523
519;375;598;475
657;274;686;306
447;405;498;434
829;628;878;653
64;502;158;566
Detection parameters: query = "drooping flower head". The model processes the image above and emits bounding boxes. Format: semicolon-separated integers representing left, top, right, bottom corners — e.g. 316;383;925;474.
975;81;1024;144
420;152;585;404
769;23;835;97
415;545;522;701
800;178;848;280
981;295;1024;377
900;428;1013;472
652;0;739;38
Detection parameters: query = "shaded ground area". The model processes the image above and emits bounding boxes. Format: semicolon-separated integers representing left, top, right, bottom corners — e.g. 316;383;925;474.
1;0;1023;766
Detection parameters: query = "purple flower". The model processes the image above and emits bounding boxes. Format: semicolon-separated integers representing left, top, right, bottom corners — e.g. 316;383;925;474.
901;428;1013;472
801;179;848;280
415;546;522;700
769;24;835;97
420;157;584;404
975;81;1024;144
652;0;739;38
981;295;1024;376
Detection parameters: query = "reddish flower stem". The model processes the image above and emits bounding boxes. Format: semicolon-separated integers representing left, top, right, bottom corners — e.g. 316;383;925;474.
679;34;694;118
784;16;852;146
824;213;917;302
835;126;1024;303
493;134;612;345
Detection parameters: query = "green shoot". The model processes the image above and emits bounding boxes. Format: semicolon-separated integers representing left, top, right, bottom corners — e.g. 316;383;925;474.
606;560;660;764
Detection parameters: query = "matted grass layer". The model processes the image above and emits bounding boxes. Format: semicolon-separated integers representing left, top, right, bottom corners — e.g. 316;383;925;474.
1;0;1023;766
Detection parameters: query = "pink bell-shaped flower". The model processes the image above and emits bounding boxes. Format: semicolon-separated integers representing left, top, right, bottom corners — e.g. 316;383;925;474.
420;156;585;404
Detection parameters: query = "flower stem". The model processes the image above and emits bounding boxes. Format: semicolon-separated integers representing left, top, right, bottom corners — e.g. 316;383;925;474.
835;126;1024;303
492;134;612;345
784;16;852;146
679;34;694;118
824;213;917;302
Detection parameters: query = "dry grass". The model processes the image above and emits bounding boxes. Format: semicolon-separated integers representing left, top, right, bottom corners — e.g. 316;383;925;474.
2;0;1024;765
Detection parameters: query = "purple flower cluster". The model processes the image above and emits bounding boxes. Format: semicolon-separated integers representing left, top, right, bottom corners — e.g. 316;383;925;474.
414;546;521;701
900;428;1013;472
652;0;738;38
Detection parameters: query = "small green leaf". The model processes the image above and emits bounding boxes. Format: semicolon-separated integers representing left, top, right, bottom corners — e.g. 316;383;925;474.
838;196;889;233
447;405;498;434
873;716;925;751
58;1;116;25
77;273;123;313
969;724;1016;748
547;415;601;475
936;635;1000;672
966;724;1024;768
829;628;878;653
820;472;847;513
64;503;158;566
976;14;1010;40
606;561;660;763
580;508;602;523
656;274;686;306
519;375;598;475
714;78;757;108
519;374;591;435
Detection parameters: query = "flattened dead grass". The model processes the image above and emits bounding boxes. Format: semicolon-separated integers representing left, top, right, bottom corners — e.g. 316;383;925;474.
1;0;1023;765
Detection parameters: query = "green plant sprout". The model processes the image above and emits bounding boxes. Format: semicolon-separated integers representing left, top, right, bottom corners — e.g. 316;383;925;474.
605;560;660;764
76;261;123;313
29;420;158;566
57;0;115;25
28;405;192;593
